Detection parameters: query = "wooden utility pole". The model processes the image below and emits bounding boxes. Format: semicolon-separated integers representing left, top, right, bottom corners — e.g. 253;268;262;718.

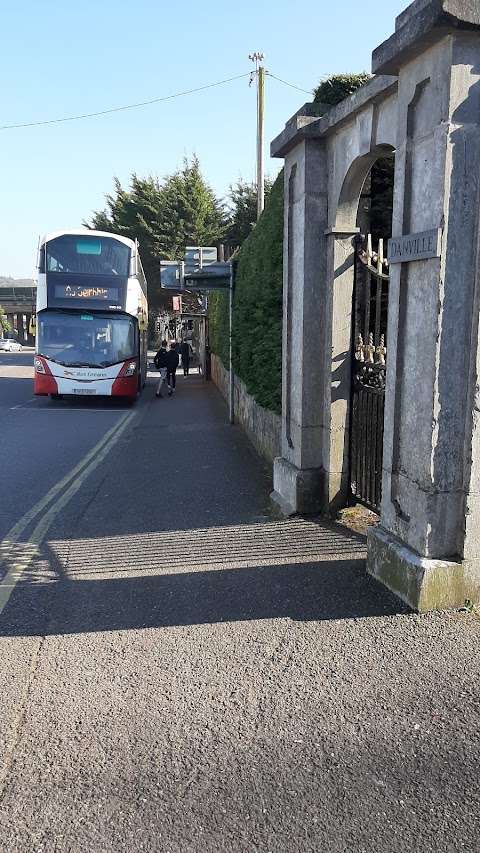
249;52;265;220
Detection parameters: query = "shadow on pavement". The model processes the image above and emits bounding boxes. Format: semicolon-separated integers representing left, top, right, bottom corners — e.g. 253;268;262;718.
0;521;409;637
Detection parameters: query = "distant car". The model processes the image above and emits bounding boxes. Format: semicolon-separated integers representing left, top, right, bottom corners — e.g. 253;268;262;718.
0;339;22;352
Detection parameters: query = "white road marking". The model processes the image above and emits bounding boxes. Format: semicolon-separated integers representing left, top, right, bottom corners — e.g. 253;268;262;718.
6;409;135;543
0;367;34;379
0;408;137;616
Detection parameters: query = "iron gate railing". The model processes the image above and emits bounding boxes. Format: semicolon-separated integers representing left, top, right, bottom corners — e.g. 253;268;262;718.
350;235;389;513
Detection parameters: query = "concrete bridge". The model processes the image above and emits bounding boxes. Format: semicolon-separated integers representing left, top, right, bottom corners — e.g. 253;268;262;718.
0;284;36;346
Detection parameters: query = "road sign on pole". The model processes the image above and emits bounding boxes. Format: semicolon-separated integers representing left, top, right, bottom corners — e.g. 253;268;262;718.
161;249;219;290
160;261;184;290
183;262;232;290
184;247;217;274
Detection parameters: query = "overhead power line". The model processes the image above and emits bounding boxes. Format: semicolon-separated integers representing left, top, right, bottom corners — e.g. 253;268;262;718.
0;70;313;131
266;73;313;94
0;73;252;130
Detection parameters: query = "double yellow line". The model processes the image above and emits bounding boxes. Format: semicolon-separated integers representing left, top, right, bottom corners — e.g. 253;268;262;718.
0;409;137;616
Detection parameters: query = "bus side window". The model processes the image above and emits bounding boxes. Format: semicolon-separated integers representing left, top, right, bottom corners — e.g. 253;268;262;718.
48;253;62;272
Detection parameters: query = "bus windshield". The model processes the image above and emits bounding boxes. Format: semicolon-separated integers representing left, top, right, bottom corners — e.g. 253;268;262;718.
42;235;130;277
37;311;137;367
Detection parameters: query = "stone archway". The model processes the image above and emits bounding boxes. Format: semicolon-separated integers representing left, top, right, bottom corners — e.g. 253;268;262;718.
336;149;393;232
325;145;395;511
271;0;480;611
270;76;398;517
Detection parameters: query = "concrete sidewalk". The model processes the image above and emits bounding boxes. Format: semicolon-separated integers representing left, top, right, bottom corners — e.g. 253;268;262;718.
0;367;479;852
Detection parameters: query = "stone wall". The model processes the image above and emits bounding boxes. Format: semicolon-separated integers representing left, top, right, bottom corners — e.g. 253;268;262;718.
210;354;281;466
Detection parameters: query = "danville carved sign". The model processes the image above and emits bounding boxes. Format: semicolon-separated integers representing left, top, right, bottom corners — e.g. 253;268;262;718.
387;228;441;263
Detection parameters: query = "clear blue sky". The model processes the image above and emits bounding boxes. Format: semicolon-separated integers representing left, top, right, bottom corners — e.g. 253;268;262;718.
1;0;406;279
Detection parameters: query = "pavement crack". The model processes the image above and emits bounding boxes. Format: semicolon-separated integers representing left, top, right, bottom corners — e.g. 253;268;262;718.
0;635;45;802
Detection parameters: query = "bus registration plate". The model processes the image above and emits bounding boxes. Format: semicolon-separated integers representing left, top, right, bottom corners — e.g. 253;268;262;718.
73;389;97;395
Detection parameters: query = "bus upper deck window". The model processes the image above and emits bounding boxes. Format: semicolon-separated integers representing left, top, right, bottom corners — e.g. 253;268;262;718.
76;239;102;255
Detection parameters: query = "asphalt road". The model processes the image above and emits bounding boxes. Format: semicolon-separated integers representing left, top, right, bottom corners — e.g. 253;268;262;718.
0;351;479;852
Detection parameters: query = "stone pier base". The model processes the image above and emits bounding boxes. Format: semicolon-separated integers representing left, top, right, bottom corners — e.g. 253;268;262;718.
271;457;324;516
367;526;480;612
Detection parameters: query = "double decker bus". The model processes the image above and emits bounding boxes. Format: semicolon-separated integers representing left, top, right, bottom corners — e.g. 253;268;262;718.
33;230;148;401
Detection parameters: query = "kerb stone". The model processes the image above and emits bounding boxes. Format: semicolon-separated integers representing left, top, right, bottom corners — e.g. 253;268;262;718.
367;526;480;611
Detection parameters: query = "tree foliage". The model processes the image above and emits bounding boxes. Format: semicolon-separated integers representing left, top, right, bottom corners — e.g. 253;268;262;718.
86;159;276;317
0;305;10;335
225;178;273;249
370;157;394;240
84;156;272;312
313;73;371;106
160;158;226;259
86;156;226;312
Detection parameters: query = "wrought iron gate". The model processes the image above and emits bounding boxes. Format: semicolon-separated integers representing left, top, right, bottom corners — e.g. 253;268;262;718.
350;235;389;513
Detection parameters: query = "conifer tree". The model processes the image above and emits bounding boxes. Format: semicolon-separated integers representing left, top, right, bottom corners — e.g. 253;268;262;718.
225;178;273;250
86;157;226;312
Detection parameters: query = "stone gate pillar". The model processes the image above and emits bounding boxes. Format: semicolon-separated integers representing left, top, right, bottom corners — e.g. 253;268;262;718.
367;0;480;610
322;228;359;508
270;132;329;514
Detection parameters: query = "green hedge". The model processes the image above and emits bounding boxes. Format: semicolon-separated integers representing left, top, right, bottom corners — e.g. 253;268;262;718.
208;169;284;413
208;289;229;368
313;73;371;105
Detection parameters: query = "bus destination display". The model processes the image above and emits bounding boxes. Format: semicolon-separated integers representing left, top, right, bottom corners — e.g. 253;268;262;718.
54;284;119;301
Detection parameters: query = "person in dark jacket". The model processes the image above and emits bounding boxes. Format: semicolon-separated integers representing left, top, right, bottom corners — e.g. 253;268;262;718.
154;341;168;398
166;342;180;395
180;340;191;377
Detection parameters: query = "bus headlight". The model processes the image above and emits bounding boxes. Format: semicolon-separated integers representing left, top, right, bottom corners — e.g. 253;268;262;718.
124;362;137;377
35;358;46;374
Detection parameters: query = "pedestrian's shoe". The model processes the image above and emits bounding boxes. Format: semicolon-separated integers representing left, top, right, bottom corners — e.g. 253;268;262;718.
155;392;162;398
168;388;172;396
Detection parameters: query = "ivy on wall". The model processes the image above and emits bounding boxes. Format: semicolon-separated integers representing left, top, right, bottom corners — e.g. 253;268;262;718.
208;169;284;413
313;73;371;105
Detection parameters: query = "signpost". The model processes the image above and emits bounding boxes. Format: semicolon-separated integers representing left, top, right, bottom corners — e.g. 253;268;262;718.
184;262;234;425
183;262;232;290
160;260;185;290
184;247;217;274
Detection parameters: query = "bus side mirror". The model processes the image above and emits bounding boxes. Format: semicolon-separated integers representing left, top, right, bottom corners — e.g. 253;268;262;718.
29;316;36;335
